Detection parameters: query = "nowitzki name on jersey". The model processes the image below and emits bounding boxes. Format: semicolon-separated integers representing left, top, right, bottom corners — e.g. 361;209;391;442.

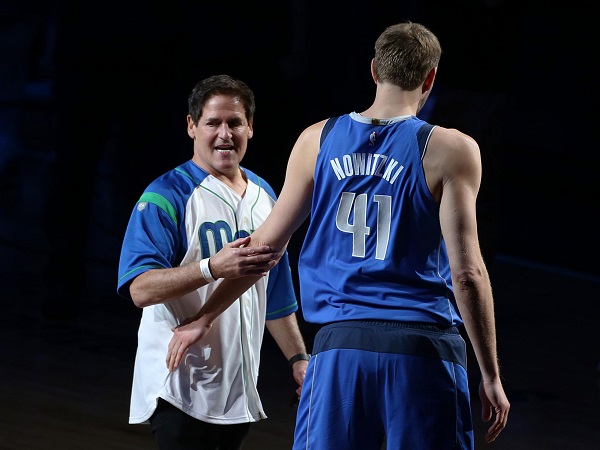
330;152;404;185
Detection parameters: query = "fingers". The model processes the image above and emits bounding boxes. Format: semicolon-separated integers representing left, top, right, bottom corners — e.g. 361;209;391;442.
166;346;174;372
235;246;275;258
228;236;251;248
166;350;175;372
166;332;186;372
485;413;506;443
167;345;184;372
166;340;179;372
224;237;273;255
227;236;271;253
292;362;308;387
479;380;509;442
210;248;278;279
214;242;275;262
483;404;509;443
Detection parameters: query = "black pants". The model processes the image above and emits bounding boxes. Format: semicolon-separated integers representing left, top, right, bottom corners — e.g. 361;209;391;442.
149;398;251;450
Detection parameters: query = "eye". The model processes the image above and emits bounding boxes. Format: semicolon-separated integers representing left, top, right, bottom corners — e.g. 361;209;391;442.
204;120;220;128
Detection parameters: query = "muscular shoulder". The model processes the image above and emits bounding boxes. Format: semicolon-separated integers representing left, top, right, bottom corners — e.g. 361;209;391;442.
297;119;328;146
430;126;479;159
287;119;329;175
424;126;482;201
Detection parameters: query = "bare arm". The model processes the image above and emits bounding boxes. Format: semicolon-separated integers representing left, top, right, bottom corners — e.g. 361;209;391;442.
129;236;277;307
165;121;325;370
266;313;309;395
429;127;510;443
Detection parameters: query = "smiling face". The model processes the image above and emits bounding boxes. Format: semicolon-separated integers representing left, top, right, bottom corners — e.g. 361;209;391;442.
187;94;253;185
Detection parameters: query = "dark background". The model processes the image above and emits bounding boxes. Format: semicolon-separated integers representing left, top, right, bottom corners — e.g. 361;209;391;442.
2;0;595;275
0;1;598;449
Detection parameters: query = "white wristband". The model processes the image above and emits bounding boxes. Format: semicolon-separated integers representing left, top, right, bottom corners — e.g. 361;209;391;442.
199;258;217;283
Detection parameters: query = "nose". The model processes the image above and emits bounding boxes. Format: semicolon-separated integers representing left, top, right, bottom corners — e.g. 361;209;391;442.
218;123;232;139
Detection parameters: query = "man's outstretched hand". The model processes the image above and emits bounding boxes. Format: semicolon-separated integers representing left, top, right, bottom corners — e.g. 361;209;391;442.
166;316;212;372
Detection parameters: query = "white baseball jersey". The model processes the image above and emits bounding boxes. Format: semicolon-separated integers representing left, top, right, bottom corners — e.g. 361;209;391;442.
117;160;298;425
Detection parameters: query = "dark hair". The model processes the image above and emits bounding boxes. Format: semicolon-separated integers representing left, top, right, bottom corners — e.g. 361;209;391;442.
187;74;256;123
373;21;442;91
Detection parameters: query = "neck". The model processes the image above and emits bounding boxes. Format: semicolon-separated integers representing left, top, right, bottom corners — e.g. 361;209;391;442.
192;159;247;196
361;83;422;119
216;169;247;197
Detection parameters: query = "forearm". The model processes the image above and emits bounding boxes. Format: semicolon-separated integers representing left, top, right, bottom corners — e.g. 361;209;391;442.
266;313;308;360
129;237;277;308
267;313;309;389
164;274;263;372
130;262;206;307
454;271;501;382
190;275;263;326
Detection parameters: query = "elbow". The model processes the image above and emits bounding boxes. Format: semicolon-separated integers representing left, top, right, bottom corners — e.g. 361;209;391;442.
129;283;157;308
130;292;151;308
131;296;150;309
452;265;487;291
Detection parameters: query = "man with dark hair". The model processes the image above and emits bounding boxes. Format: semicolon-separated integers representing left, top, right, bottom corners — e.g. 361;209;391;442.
118;74;308;450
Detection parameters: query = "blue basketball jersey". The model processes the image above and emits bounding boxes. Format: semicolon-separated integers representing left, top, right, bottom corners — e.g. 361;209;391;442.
298;112;462;327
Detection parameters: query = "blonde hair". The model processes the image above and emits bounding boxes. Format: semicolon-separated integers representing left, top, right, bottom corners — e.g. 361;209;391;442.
373;21;442;91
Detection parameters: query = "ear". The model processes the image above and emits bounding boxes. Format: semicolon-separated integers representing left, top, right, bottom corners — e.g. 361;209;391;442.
247;118;254;139
422;67;437;94
370;59;378;83
187;115;196;140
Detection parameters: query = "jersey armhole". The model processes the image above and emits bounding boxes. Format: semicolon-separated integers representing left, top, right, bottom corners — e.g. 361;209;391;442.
417;123;436;160
320;116;340;148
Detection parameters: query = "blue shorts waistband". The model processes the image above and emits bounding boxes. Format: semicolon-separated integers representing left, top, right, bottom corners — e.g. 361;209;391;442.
313;320;466;367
